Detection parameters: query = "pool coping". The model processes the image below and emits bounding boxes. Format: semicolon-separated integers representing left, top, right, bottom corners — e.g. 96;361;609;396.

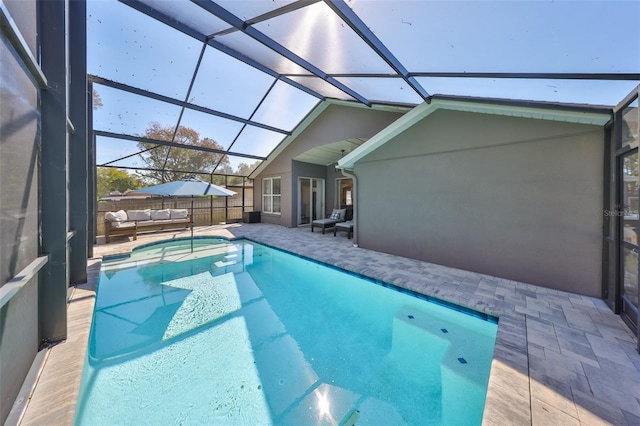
19;223;640;425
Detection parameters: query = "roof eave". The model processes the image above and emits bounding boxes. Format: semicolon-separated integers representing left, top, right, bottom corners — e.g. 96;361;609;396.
337;97;612;169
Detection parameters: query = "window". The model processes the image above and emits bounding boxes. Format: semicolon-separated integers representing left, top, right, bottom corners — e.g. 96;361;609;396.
262;177;281;214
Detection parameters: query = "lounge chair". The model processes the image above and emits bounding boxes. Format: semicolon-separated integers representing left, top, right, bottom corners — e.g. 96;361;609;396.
334;220;354;239
311;208;346;234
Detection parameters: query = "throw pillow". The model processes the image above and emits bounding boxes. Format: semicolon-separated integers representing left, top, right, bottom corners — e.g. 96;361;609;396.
104;211;119;222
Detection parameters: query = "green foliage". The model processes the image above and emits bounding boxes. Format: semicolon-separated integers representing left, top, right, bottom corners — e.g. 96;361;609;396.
224;161;261;185
97;168;142;199
136;123;230;183
92;88;103;110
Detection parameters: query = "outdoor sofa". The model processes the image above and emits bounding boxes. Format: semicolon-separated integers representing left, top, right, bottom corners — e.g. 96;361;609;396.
104;208;190;243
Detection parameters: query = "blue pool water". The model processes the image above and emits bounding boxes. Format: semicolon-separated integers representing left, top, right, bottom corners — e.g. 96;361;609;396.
75;238;497;425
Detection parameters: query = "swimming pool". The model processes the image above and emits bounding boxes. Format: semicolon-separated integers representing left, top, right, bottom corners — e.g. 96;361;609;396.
75;238;497;425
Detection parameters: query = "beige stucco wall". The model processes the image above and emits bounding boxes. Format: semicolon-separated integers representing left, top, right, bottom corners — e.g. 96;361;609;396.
255;103;404;227
355;109;604;297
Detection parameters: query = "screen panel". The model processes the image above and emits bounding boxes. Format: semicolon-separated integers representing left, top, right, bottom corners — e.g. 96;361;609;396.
351;1;640;74
416;77;640;106
88;0;202;100
190;45;277;119
334;77;423;105
254;1;394;75
0;36;39;286
251;80;320;131
92;85;183;136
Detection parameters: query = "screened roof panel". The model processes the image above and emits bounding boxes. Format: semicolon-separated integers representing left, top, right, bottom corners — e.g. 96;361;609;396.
178;109;246;151
229;126;286;158
88;0;638;176
137;0;230;36
96;136;145;168
214;31;313;75
253;1;395;75
214;0;297;22
190;45;277;119
93;85;182;136
349;1;640;74
334;77;423;105
218;155;264;176
251;81;321;131
88;0;201;99
287;76;356;101
134;144;226;174
415;77;640;107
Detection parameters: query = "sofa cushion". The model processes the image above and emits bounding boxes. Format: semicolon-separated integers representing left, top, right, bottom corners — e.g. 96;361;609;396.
111;221;135;229
135;220;154;226
170;209;189;220
150;209;171;220
127;209;151;221
105;210;127;222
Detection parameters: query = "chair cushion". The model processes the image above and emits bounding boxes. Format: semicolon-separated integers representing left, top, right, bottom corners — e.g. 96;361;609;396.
313;218;338;225
336;220;354;229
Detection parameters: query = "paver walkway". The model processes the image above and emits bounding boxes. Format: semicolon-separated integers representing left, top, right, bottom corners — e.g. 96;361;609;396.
19;223;640;425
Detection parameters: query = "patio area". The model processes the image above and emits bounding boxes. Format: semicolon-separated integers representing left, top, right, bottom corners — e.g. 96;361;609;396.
17;223;640;425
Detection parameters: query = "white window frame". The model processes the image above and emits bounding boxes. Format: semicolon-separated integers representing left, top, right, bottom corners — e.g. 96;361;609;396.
262;177;281;215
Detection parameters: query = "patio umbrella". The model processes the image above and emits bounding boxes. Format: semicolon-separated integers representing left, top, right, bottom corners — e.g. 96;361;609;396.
132;177;236;252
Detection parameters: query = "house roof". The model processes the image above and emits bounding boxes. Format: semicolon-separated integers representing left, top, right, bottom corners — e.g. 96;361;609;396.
249;99;410;178
337;95;614;170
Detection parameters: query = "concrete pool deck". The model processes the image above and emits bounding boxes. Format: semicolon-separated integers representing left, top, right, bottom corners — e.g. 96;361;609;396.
18;223;640;425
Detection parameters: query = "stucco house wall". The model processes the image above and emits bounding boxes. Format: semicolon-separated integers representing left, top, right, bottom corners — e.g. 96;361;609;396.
255;103;403;227
355;109;604;296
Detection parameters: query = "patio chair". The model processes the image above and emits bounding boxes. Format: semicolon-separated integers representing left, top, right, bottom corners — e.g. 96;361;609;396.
334;220;354;239
311;208;346;234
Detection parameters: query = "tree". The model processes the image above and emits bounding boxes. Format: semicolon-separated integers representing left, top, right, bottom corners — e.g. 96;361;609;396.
92;88;103;110
227;161;261;185
97;168;142;199
136;123;230;183
236;161;261;177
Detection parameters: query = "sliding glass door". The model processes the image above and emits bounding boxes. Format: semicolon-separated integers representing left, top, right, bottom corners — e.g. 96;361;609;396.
298;178;324;226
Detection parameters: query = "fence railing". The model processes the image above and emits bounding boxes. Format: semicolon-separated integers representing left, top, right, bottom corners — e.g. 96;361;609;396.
96;187;253;237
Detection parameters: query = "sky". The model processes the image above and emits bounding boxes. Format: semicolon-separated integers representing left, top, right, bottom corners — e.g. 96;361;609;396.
87;0;640;170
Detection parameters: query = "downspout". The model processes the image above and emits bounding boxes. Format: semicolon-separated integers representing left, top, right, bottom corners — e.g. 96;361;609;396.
340;168;358;247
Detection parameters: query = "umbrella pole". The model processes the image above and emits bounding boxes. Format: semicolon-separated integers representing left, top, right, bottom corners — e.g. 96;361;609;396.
191;197;194;253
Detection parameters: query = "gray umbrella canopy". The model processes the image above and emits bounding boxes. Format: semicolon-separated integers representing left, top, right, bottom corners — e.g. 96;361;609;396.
132;178;236;252
132;177;236;197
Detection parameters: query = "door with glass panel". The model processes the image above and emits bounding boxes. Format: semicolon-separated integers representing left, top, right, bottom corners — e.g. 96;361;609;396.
621;149;639;331
608;88;639;346
298;178;324;226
